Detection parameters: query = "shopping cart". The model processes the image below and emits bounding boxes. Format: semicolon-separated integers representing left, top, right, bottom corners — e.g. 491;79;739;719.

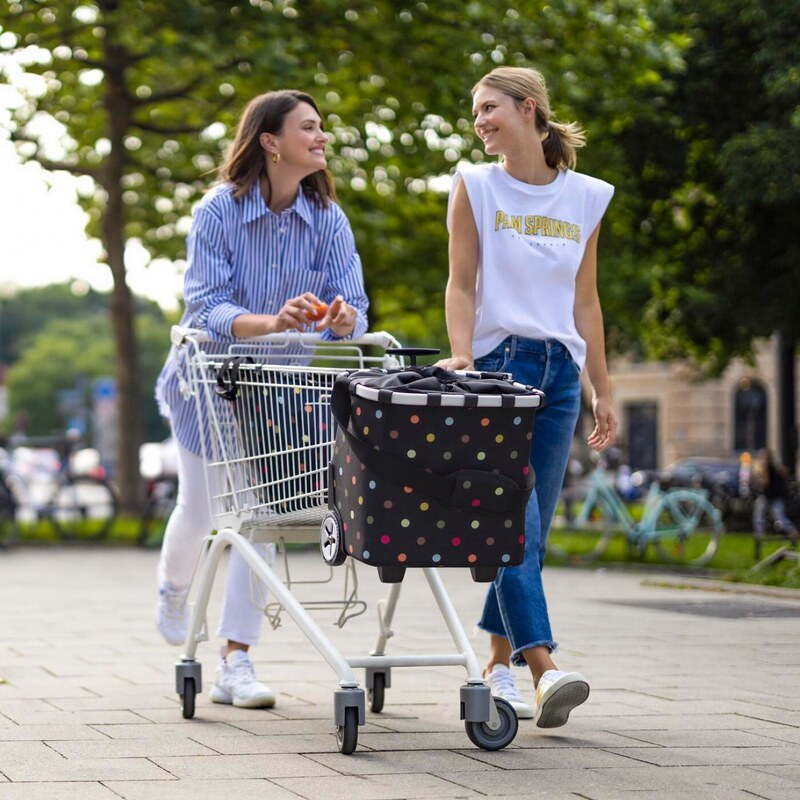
170;326;521;754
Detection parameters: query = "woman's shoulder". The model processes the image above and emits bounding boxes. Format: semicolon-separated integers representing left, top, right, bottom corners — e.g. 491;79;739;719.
190;183;239;225
567;170;614;197
307;193;348;226
452;162;498;195
455;161;494;180
196;182;236;210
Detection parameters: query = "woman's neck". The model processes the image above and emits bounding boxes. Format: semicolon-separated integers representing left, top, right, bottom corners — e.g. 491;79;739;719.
260;173;300;215
501;149;556;186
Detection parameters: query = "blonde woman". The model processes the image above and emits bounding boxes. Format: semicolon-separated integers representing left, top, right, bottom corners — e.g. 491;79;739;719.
439;67;616;726
155;90;368;707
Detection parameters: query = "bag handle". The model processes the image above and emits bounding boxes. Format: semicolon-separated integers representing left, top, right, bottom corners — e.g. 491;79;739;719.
330;375;533;513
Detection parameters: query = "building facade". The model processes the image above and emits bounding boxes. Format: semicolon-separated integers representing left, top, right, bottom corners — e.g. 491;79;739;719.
605;338;798;472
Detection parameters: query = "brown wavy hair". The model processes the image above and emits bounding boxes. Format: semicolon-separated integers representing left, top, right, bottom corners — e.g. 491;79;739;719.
473;67;586;170
219;90;337;205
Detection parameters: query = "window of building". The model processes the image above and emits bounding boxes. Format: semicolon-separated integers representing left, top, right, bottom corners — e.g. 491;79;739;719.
624;401;658;471
734;378;767;453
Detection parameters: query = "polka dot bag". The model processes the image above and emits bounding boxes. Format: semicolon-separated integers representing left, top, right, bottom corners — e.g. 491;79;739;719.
328;366;544;583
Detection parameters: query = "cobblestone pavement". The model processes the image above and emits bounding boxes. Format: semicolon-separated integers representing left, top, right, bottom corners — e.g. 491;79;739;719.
1;546;799;799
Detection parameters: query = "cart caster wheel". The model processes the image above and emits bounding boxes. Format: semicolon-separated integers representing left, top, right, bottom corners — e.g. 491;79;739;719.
336;706;359;754
181;678;196;719
368;672;386;713
320;510;346;566
465;697;518;751
470;566;498;582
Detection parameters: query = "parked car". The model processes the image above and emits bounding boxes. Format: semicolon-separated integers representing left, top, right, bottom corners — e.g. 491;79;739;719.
632;457;740;494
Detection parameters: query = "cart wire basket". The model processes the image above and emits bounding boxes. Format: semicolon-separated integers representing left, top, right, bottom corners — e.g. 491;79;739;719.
170;326;521;754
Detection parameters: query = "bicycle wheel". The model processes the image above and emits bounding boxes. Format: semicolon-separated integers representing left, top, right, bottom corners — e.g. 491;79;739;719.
652;491;723;566
549;494;617;561
0;480;18;548
138;476;177;548
49;475;119;541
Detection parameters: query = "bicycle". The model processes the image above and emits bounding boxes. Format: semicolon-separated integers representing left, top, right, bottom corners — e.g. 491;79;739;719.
0;450;19;548
550;466;723;566
1;438;119;542
137;473;177;548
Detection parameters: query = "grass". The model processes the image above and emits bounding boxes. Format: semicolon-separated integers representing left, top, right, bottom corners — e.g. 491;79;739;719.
8;517;800;591
547;527;800;590
11;515;143;546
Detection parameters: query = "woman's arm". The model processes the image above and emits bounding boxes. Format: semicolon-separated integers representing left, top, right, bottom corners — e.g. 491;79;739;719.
574;223;617;451
182;204;311;338
315;214;369;339
438;179;479;370
230;294;321;338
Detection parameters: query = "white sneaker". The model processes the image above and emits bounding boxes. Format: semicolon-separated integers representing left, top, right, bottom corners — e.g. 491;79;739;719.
534;669;589;728
209;649;276;709
156;583;189;646
485;664;534;720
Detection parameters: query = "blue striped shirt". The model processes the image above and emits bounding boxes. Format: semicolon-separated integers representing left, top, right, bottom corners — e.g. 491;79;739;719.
156;180;369;455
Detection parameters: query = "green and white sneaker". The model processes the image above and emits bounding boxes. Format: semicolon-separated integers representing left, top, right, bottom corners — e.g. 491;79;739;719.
485;664;533;720
209;649;276;709
534;669;589;728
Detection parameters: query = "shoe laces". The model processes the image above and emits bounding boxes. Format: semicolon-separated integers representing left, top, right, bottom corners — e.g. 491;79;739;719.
537;669;565;695
488;666;524;702
225;652;257;685
160;585;187;615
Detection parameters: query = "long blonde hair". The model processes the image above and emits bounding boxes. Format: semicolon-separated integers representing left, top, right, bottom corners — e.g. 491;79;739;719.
473;67;586;170
219;90;336;205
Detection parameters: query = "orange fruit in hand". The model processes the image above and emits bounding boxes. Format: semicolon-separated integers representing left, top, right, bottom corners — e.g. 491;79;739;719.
305;301;328;321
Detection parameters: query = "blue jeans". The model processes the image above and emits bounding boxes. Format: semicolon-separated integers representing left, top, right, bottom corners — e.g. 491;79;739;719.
474;337;582;665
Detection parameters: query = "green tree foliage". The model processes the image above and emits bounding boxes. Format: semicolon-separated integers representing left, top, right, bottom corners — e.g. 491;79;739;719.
613;0;800;469
622;0;800;369
0;0;684;505
0;282;108;364
6;310;170;441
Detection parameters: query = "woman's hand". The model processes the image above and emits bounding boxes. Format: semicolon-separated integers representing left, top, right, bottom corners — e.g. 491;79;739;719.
268;292;325;333
315;294;356;337
434;355;474;371
587;394;617;452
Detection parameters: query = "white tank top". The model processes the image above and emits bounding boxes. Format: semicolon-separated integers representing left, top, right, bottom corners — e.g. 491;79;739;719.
448;163;614;370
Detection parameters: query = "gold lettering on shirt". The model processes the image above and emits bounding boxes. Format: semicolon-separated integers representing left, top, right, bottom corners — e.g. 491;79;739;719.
496;209;581;243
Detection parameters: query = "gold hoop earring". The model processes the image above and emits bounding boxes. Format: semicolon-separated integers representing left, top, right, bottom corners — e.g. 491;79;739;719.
272;152;280;164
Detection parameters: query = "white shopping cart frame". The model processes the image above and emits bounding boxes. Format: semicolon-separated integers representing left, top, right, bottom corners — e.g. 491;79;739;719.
169;326;519;754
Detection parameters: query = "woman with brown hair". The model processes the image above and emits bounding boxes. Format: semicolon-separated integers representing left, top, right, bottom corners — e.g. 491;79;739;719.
155;90;368;707
438;66;616;727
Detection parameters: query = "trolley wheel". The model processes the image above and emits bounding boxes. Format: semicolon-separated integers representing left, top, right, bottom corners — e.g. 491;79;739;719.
320;511;346;566
465;697;518;751
368;672;386;713
181;678;196;719
335;706;359;754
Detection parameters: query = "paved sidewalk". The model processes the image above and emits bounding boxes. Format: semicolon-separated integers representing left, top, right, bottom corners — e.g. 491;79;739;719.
1;546;799;799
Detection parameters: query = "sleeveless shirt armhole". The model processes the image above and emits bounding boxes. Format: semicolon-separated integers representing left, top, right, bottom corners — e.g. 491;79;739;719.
446;165;482;234
586;182;615;238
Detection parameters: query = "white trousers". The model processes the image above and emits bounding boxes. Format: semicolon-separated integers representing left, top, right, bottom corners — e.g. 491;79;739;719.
157;441;271;646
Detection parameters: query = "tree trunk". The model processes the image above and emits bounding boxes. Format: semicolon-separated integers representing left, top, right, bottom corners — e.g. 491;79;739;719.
777;331;798;477
102;39;143;513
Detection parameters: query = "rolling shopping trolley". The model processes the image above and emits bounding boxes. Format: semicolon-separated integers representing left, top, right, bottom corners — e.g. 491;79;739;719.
170;326;543;753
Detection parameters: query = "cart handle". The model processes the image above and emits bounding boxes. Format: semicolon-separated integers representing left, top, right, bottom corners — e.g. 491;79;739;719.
170;325;402;351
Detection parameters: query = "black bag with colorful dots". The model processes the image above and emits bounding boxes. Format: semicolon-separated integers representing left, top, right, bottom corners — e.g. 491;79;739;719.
326;366;545;583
